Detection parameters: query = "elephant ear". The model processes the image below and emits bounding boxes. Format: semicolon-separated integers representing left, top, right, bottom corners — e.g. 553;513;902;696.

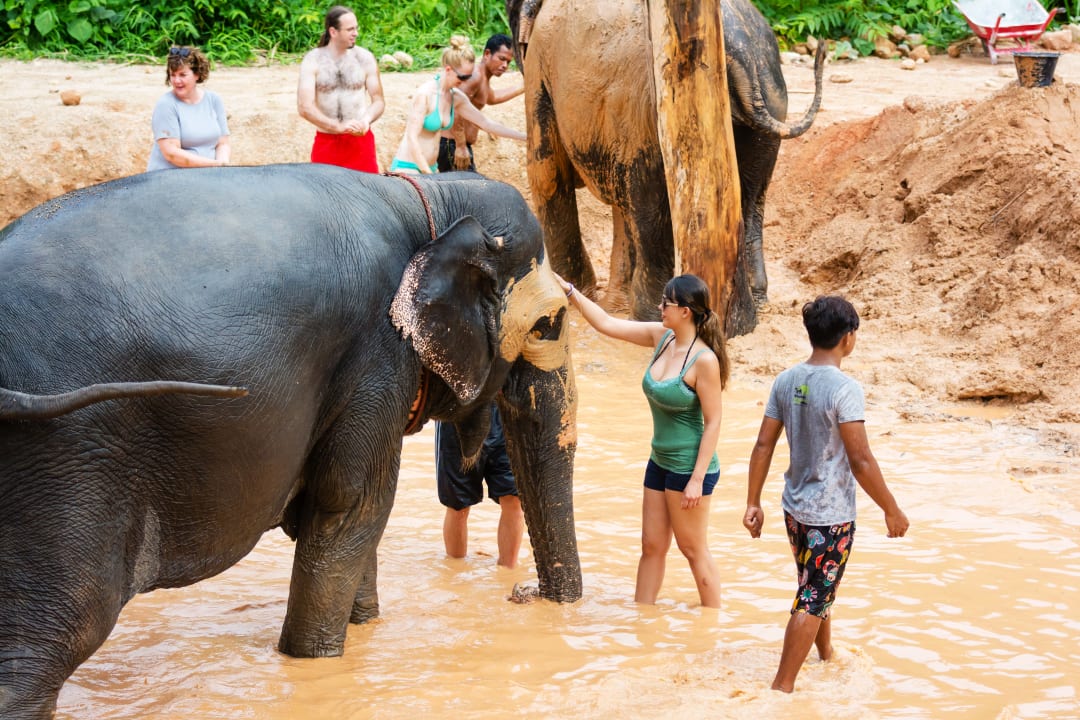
391;216;503;405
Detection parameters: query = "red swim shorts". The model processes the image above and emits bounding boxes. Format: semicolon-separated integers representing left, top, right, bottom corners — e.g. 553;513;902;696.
310;130;378;173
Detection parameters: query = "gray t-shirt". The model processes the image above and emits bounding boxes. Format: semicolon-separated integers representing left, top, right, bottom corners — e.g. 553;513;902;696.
147;89;229;171
765;363;865;526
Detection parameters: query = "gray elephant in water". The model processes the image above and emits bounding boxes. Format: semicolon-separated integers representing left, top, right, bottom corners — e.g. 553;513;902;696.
0;166;581;719
508;0;825;335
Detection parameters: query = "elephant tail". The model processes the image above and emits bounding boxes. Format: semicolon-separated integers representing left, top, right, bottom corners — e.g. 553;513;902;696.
732;40;826;140
0;381;248;421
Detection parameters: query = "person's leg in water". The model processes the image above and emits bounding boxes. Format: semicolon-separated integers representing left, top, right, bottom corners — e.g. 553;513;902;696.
773;513;851;691
494;494;524;568
636;461;673;602
666;490;721;608
436;420;483;559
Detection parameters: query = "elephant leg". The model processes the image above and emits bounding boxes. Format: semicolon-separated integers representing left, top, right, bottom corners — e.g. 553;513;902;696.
605;206;633;313
0;528;124;719
625;170;674;321
278;413;400;658
528;83;597;293
349;551;379;624
735;125;781;307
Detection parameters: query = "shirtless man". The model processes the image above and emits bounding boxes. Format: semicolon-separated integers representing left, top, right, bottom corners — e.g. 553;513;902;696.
297;5;385;173
437;33;524;172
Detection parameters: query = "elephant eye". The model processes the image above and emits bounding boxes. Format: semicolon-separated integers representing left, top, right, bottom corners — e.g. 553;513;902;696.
529;306;565;341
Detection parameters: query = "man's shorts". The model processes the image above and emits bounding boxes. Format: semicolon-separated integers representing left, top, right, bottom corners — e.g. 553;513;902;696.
642;458;719;495
437;137;475;173
784;511;855;618
436;406;516;511
311;130;378;173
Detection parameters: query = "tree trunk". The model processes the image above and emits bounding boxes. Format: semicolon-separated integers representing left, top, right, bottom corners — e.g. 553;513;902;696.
646;0;742;326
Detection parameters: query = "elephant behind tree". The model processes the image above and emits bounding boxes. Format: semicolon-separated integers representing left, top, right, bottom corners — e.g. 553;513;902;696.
0;167;581;719
507;0;825;336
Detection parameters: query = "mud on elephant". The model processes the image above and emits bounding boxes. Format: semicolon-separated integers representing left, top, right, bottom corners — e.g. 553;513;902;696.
0;167;580;719
508;0;825;336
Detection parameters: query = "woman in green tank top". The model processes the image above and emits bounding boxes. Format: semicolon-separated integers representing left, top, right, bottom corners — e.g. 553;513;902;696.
557;273;730;608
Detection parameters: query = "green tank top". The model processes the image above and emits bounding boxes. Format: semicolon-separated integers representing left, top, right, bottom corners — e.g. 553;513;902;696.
641;331;720;474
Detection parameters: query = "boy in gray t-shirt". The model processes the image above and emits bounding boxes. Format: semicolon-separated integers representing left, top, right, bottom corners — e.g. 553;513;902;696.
743;295;909;693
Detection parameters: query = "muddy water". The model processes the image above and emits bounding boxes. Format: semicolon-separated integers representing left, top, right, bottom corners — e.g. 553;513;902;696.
57;331;1079;719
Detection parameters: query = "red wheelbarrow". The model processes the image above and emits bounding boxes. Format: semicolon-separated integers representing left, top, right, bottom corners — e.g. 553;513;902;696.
953;0;1063;63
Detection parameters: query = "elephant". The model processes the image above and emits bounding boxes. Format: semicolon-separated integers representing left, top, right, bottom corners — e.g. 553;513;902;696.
507;0;825;336
0;166;580;719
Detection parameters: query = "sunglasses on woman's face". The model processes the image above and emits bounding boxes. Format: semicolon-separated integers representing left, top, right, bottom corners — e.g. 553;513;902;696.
454;70;472;81
169;47;192;57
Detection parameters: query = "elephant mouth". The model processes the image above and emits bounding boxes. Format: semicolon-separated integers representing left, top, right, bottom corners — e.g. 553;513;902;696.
404;367;433;435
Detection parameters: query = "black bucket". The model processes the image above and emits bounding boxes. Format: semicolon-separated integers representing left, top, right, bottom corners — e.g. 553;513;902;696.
1013;51;1059;88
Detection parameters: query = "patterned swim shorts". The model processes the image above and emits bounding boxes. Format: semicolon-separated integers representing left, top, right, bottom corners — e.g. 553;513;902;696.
784;511;855;619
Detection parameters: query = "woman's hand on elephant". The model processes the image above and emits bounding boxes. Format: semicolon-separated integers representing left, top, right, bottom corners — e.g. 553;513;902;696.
552;272;571;295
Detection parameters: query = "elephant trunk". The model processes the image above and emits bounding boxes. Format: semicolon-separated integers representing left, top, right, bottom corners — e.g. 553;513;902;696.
730;40;826;140
498;368;582;603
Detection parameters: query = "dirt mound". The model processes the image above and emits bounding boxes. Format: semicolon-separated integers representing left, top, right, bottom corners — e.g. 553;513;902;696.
767;82;1080;425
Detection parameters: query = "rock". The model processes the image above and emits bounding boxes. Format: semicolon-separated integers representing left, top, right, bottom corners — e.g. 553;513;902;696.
829;72;854;84
779;51;802;65
874;36;899;59
900;58;917;70
792;42;809;55
897;43;911;57
889;25;907;43
806;35;819;53
903;95;928;113
1039;29;1073;51
378;54;399;70
907;33;924;47
392;51;414;69
1069;23;1080;44
910;45;932;62
60;89;81;106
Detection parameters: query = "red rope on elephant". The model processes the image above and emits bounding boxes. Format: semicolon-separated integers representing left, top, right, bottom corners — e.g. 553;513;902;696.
384;171;436;435
383;171;438;242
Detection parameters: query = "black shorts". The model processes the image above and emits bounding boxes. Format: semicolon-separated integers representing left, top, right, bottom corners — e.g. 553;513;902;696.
437;137;475;173
436;405;516;510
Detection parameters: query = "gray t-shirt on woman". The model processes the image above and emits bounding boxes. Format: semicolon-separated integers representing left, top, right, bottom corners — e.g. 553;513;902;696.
147;90;229;171
765;363;865;526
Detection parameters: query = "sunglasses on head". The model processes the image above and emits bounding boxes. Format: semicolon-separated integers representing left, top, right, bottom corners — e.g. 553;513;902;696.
168;47;192;58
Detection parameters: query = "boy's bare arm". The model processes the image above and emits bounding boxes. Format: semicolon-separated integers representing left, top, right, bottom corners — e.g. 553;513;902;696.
744;416;783;538
839;420;909;538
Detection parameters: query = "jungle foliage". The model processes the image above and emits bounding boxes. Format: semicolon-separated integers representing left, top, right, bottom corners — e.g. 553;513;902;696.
0;0;1060;64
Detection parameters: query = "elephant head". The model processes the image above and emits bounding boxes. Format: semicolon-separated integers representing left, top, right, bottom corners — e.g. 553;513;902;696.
391;210;582;603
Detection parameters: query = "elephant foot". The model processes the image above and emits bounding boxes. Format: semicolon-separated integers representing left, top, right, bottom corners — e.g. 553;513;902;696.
349;604;379;624
277;628;346;658
752;289;769;309
508;583;541;604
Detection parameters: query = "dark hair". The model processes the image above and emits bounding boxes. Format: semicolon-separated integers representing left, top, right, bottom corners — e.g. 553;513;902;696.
165;46;210;85
319;5;354;47
663;274;730;389
802;295;860;349
485;33;513;55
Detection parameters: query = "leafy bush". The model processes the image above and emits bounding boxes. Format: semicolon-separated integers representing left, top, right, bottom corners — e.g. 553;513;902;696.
1;0;1036;64
0;0;511;65
756;0;976;51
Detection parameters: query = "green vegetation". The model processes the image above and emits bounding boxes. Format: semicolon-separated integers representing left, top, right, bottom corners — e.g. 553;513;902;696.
758;0;972;52
0;0;510;65
0;0;1062;65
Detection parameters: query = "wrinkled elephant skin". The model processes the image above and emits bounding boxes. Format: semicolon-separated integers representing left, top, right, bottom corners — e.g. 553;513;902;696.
0;166;581;719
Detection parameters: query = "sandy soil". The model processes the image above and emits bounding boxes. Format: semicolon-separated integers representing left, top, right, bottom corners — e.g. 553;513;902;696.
1;49;1078;452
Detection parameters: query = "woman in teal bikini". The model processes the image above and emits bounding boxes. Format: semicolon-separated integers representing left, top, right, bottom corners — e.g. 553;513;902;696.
557;273;730;608
390;35;525;174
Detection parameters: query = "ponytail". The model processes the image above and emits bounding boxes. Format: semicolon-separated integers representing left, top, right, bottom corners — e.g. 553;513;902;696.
666;274;730;389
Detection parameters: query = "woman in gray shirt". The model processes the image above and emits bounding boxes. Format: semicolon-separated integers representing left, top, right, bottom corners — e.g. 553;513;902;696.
147;46;230;170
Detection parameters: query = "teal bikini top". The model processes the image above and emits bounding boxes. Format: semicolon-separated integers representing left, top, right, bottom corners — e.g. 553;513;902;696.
422;78;455;133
